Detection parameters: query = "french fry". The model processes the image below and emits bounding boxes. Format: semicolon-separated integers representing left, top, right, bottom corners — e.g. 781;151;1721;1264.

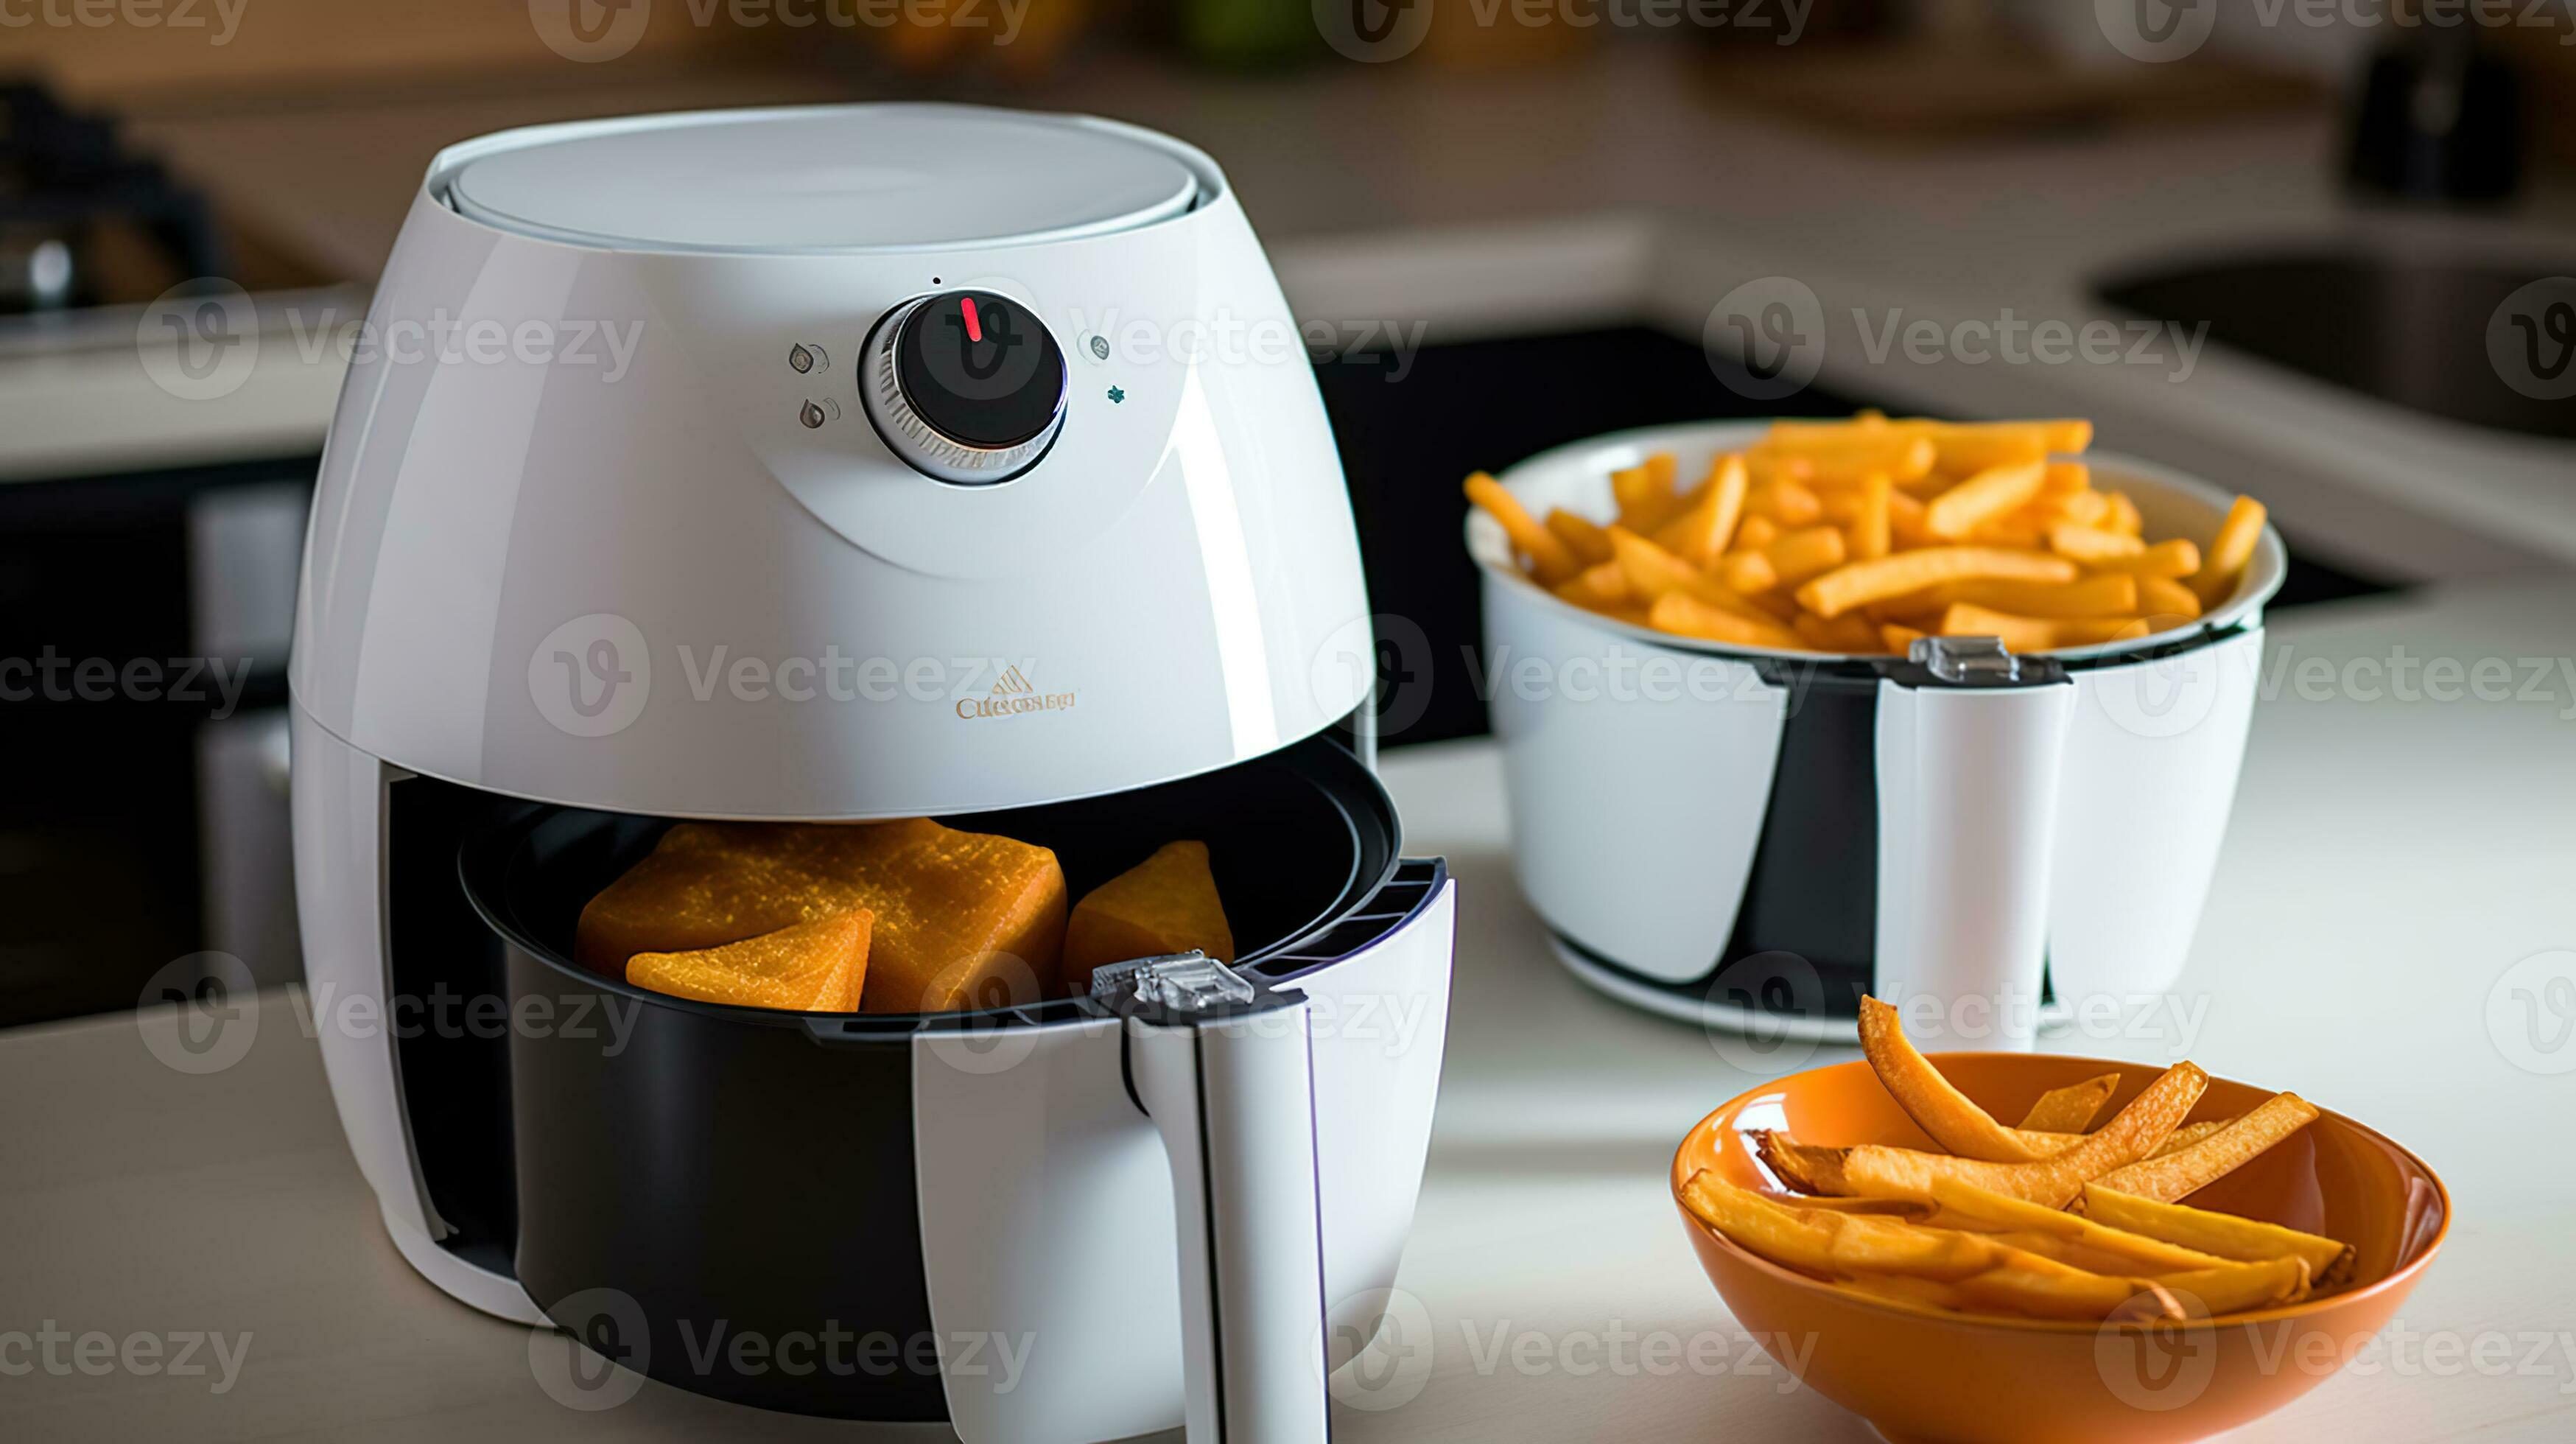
1554;561;1630;611
1653;455;1749;567
1465;473;1580;584
2149;1119;2229;1157
1850;472;1893;561
1926;461;2047;541
1795;609;1888;653
1797;547;2078;618
1936;602;2061;653
2077;1185;2355;1289
2085;538;2201;579
1612;453;1683;532
1756;1191;1936;1220
2042;488;2112;528
1859;996;2074;1162
1755;1129;1852;1195
2105;490;2144;536
1767;525;1849;589
1752;430;1937;486
2091;1093;2320;1202
2048;522;2146;563
2134;573;2203;623
1719;550;1778;596
1733;514;1780;553
1610;528;1722;606
1930;575;2140;620
1925;1178;2226;1274
2040;460;2091;497
2158;1254;2313;1314
1881;623;1926;654
1885;488;1931;547
1678;1171;1842;1277
2017;1073;2120;1133
1948;1250;2176;1322
1545;507;1616;567
2195;494;2268;606
1649;592;1806;651
1751;477;1825;528
1836;1062;2209;1207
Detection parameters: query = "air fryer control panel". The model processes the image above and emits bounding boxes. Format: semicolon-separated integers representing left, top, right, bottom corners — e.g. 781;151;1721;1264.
858;290;1070;486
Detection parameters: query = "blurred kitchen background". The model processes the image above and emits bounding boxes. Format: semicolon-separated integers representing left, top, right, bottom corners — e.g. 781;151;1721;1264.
2;0;2571;1026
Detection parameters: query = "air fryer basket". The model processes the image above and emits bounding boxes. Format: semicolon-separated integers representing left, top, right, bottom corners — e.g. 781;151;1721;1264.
466;729;1401;1023
446;731;1405;1419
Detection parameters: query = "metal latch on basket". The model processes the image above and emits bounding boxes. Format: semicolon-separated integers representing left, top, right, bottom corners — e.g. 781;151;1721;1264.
1089;952;1253;1013
1908;634;2060;687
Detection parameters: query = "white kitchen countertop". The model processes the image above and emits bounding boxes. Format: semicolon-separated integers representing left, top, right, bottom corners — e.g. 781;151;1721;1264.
7;47;2570;585
6;575;2573;1441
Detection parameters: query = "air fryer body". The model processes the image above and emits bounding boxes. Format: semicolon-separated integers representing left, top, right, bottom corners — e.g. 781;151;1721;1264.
287;106;1451;1440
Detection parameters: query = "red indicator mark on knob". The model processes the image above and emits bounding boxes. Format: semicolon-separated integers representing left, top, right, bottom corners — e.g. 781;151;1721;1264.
960;295;983;344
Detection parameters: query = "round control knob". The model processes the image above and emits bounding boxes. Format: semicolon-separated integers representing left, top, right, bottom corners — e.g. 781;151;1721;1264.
857;290;1067;486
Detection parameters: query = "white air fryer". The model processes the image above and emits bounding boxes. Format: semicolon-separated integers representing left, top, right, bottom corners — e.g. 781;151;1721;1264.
289;105;1455;1443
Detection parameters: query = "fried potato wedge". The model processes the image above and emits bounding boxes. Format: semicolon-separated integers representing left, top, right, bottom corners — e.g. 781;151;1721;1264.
2149;1119;2231;1158
1857;995;2081;1161
1836;1062;2210;1208
2017;1073;2120;1133
2093;1093;2320;1202
2158;1255;2314;1314
1948;1250;2177;1322
1754;1129;1852;1195
2078;1185;2355;1289
1925;1177;2225;1274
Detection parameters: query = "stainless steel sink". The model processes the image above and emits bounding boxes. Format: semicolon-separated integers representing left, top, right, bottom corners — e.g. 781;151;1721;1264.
2098;250;2575;441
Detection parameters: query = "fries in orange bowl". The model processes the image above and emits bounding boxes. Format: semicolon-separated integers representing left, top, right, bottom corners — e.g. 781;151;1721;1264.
1468;413;2270;655
1669;1017;2446;1443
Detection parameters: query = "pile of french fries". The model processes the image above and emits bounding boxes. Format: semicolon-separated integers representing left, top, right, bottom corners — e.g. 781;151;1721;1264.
1467;414;2269;655
1682;998;2354;1323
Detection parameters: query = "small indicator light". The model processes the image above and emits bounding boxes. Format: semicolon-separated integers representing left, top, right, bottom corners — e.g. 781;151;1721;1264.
960;296;983;344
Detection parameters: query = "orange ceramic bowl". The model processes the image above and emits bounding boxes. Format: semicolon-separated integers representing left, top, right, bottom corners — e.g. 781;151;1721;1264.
1672;1055;2448;1444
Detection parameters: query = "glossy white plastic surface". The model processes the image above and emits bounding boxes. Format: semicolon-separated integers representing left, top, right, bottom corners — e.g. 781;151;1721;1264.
909;879;1453;1444
449;106;1200;253
1874;676;2076;1049
292;107;1369;820
1130;1002;1330;1444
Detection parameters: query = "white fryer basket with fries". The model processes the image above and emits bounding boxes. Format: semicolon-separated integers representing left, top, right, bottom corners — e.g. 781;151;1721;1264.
1467;421;2288;1046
